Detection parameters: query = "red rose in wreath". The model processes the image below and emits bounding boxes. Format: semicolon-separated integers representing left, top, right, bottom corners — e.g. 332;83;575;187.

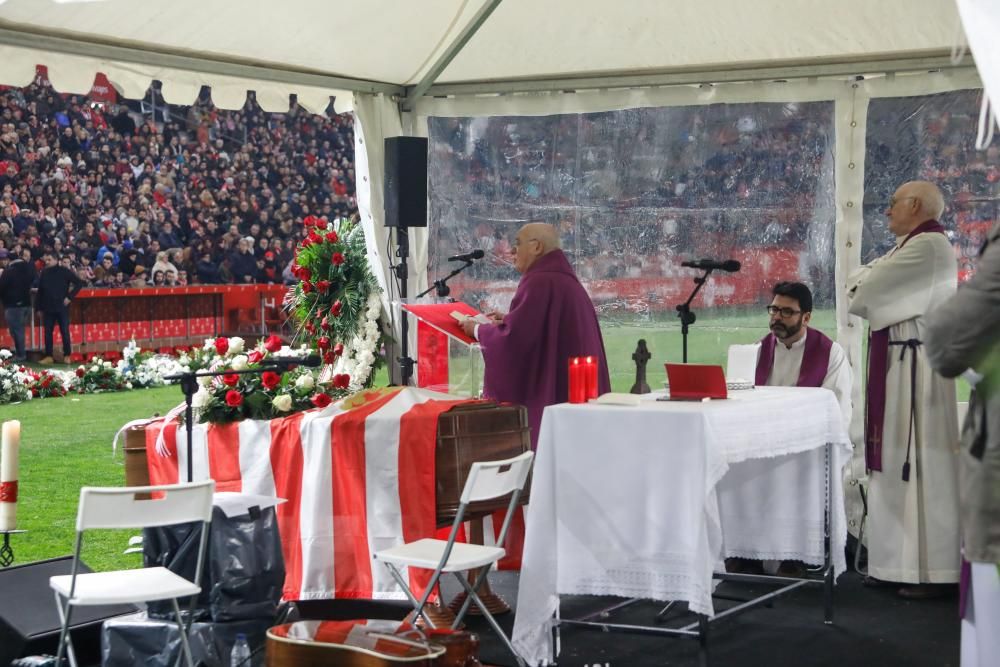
311;393;333;408
264;335;283;353
261;371;281;390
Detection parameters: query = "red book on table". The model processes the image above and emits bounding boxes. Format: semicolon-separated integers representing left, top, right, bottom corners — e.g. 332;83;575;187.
665;363;728;400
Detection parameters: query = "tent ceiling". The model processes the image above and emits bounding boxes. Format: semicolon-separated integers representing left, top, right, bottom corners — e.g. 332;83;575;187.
0;0;965;109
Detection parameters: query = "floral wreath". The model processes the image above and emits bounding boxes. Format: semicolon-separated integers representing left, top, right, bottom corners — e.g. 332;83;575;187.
286;216;385;391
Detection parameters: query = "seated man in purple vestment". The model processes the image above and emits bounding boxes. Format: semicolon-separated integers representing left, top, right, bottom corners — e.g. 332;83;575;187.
460;222;611;449
727;281;852;576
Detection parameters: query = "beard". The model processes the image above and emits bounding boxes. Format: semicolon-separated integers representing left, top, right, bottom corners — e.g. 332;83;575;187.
770;320;803;340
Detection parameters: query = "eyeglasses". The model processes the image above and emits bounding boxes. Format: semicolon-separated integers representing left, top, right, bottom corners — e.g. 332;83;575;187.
888;195;916;208
766;305;803;318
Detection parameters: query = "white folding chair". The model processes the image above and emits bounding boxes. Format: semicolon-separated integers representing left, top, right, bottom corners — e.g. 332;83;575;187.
50;481;215;667
374;451;533;667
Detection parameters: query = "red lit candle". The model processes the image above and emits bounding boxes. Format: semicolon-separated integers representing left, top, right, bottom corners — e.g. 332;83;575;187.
568;357;586;403
584;355;599;399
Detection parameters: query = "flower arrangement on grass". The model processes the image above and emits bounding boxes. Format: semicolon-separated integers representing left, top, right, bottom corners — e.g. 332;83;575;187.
191;334;336;424
74;358;129;393
286;216;386;392
28;368;70;398
0;349;32;403
117;339;188;388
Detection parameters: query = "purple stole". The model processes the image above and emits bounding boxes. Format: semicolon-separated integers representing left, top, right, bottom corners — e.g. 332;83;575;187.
754;328;833;388
864;219;947;473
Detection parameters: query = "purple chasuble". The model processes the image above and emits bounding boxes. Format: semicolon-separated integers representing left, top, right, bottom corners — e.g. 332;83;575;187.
477;249;611;449
754;329;834;388
864;219;947;472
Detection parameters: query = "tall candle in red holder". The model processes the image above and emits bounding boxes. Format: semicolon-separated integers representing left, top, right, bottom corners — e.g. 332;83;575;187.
583;356;599;399
0;420;20;531
568;357;586;403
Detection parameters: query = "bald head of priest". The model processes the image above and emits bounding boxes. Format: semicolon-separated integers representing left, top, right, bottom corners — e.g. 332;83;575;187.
460;222;611;448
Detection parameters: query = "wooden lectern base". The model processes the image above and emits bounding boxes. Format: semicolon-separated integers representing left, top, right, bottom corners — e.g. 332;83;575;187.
447;518;511;617
406;518;511;629
406;599;461;629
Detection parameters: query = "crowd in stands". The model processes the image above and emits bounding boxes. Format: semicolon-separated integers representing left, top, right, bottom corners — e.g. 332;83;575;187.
428;102;835;286
863;90;999;271
431;94;998;291
0;75;357;290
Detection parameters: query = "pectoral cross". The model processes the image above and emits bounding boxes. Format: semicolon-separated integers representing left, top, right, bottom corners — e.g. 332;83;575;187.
630;339;652;394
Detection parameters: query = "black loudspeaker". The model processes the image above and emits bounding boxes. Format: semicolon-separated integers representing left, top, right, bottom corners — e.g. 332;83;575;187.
384;136;428;228
0;556;139;666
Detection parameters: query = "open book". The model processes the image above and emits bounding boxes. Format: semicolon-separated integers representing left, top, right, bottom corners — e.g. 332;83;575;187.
451;310;492;325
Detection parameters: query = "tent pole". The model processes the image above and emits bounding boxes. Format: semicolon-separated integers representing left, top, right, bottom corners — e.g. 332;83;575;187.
400;0;503;111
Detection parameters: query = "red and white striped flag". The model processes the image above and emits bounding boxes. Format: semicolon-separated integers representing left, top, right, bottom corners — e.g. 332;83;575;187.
145;387;523;601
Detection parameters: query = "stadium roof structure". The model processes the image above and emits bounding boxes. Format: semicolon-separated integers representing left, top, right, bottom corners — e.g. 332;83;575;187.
0;0;974;114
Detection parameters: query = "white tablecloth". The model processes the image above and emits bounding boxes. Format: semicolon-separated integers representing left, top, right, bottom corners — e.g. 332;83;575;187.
511;386;852;666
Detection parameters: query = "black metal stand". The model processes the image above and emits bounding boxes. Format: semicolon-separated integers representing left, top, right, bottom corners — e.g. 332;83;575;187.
417;259;474;299
0;529;26;567
675;268;714;363
395;227;415;386
164;361;301;483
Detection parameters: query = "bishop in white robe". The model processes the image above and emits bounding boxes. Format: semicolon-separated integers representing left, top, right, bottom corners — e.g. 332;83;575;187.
847;181;960;591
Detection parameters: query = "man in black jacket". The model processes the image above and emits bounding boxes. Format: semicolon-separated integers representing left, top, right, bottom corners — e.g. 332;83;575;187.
36;252;83;363
0;248;36;361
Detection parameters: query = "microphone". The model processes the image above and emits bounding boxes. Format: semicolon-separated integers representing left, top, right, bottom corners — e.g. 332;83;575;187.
681;258;741;272
447;249;485;262
267;354;323;369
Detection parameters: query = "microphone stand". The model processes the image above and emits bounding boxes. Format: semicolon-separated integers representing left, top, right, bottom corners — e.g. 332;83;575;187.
163;361;303;483
675;267;714;364
416;259;475;299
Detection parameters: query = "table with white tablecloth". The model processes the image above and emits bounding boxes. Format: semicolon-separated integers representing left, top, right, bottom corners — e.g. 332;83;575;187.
511;386;852;666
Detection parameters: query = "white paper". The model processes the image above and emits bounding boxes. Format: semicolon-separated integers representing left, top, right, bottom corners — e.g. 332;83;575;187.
591;392;641;406
451;310;490;325
726;343;761;385
213;492;286;518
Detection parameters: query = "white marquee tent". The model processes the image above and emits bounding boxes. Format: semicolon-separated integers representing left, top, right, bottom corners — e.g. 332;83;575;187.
1;1;996;512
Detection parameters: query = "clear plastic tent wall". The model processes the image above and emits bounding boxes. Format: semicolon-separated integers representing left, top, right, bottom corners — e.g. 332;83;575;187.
406;69;993;536
413;70;992;393
425;102;837;387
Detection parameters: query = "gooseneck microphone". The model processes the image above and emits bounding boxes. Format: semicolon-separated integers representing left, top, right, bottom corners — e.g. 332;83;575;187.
681;258;741;272
447;249;485;262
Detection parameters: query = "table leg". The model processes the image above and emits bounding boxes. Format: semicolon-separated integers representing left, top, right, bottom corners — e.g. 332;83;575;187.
448;517;511;616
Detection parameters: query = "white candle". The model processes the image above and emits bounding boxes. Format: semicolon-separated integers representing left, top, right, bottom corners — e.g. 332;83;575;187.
0;420;20;531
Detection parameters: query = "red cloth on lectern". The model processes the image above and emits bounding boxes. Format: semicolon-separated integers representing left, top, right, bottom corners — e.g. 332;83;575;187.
403;302;482;389
417;320;449;388
402;302;480;345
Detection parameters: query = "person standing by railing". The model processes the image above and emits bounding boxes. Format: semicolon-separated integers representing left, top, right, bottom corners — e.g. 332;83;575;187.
0;248;35;361
36;252;83;364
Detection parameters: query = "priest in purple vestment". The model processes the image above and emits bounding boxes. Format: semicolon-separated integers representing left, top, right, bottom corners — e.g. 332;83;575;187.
755;281;851;426
727;280;852;577
460;222;611;448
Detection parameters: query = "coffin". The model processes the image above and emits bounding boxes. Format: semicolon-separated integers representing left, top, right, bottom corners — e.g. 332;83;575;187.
123;401;532;526
435;401;532;525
